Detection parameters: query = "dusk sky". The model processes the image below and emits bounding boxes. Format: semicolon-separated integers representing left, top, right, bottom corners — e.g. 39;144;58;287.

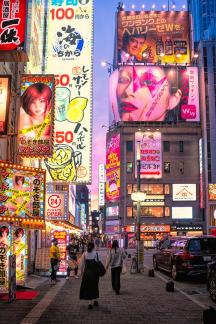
91;0;186;210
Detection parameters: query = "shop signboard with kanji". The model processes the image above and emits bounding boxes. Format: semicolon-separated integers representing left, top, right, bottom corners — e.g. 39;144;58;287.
0;76;11;134
135;132;162;179
0;225;10;293
18;75;55;157
109;66;199;124
0;163;45;219
0;0;27;51
44;0;93;184
45;191;68;220
106;134;120;202
117;11;190;65
52;230;68;274
13;227;27;286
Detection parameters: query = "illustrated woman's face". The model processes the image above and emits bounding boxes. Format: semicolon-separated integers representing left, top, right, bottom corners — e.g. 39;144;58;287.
29;97;47;117
116;67;181;121
127;37;145;57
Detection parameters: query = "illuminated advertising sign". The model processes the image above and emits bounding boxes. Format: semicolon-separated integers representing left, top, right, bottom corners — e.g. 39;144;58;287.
0;162;45;219
0;225;10;293
172;184;196;201
69;185;76;217
99;164;106;182
109;66;199;124
45;0;93;184
46;191;68;220
106;134;120;202
80;203;86;231
105;220;120;234
0;76;10;134
13;227;27;286
52;230;68;274
26;0;46;73
98;182;105;207
106;205;119;217
209;184;216;200
117;11;190;65
135;132;162;179
18;75;55;157
172;207;193;219
0;0;27;51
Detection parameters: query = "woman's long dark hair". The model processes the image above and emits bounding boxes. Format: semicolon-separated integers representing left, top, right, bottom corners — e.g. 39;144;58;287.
87;242;94;253
112;240;119;253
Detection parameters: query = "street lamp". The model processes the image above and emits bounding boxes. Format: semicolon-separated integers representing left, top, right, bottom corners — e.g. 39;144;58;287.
131;141;146;272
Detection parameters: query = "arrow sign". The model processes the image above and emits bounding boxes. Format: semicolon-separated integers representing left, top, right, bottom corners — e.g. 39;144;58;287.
140;171;160;175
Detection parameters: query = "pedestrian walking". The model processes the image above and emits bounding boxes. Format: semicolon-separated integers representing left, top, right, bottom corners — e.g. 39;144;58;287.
79;242;101;309
50;238;60;284
106;240;125;295
66;238;79;279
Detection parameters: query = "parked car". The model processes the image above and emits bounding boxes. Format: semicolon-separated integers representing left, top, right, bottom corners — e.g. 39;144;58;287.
207;256;216;303
153;236;216;280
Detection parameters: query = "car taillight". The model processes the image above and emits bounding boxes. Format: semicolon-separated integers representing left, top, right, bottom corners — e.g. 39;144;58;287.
179;252;194;261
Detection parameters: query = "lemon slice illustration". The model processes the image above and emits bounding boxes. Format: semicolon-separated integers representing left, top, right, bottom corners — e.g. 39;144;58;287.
66;97;88;123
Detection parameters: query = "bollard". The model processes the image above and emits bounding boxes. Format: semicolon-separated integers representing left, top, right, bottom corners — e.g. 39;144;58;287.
148;269;154;277
203;307;216;324
166;280;174;292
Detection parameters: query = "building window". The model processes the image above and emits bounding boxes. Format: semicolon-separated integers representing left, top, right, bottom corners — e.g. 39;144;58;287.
164;184;170;195
131;184;167;195
163;141;170;152
148;184;163;194
127;184;133;195
164;162;170;173
127;162;133;173
179;162;184;174
140;207;164;217
126;141;133;152
127;207;133;218
179;141;184;153
165;207;170;217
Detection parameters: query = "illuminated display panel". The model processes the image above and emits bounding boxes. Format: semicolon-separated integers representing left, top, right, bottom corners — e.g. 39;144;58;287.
172;184;196;201
0;76;11;134
46;191;68;221
117;11;190;65
109;66;199;124
106;134;120;202
172;207;193;219
44;0;93;184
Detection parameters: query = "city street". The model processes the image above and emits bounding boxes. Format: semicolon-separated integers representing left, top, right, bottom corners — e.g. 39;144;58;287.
0;249;215;324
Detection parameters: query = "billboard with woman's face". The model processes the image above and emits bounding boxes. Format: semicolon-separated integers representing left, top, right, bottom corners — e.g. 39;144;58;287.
18;75;55;157
109;66;199;124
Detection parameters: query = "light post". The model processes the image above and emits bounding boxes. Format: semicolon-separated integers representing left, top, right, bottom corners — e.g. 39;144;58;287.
131;141;146;272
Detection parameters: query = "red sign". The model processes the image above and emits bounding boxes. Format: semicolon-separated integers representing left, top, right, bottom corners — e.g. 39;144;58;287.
53;231;67;274
0;0;27;51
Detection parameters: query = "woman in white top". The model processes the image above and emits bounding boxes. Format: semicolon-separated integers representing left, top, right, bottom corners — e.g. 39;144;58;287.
79;242;101;309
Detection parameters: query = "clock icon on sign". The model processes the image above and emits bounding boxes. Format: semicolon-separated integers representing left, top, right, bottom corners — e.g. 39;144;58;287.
48;195;61;208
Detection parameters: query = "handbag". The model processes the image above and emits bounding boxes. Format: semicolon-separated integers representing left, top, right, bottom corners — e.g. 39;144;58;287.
96;253;106;277
121;260;127;274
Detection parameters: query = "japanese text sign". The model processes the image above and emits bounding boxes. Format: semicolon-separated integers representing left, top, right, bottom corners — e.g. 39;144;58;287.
45;191;68;220
0;76;10;134
0;0;27;51
109;66;199;124
135;132;162;179
13;227;27;286
0;163;45;219
209;184;216;200
44;0;93;184
117;11;190;65
18;75;55;157
106;134;120;202
172;184;196;201
0;225;10;293
52;230;68;274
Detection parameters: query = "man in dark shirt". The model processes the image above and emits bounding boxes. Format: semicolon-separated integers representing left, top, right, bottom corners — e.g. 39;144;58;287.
66;238;79;280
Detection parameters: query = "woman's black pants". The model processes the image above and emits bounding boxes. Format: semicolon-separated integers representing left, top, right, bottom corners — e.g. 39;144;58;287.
111;266;122;293
50;258;58;280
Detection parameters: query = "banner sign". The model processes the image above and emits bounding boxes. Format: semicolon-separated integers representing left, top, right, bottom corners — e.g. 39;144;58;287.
135;132;162;179
172;207;193;219
44;0;93;184
117;11;190;65
106;134;120;202
53;230;68;274
26;0;46;74
170;224;203;232
109;66;199;124
18;75;55;157
13;228;27;286
172;184;196;201
0;76;11;134
124;224;170;232
8;255;16;302
0;225;10;293
0;163;45;219
209;184;216;200
0;0;27;51
46;191;68;220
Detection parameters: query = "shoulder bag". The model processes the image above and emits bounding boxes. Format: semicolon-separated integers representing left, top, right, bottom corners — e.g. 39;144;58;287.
96;253;106;277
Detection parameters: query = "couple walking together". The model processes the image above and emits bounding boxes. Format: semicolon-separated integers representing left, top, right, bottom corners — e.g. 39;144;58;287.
79;240;125;309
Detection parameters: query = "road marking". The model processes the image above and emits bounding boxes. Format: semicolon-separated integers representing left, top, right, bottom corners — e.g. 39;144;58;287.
145;265;207;310
20;279;65;324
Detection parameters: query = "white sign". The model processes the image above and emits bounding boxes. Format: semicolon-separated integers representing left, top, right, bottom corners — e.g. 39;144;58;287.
99;164;106;182
106;206;119;217
135;132;162;179
98;182;105;207
172;184;196;201
46;192;68;220
172;207;193;219
44;0;93;184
